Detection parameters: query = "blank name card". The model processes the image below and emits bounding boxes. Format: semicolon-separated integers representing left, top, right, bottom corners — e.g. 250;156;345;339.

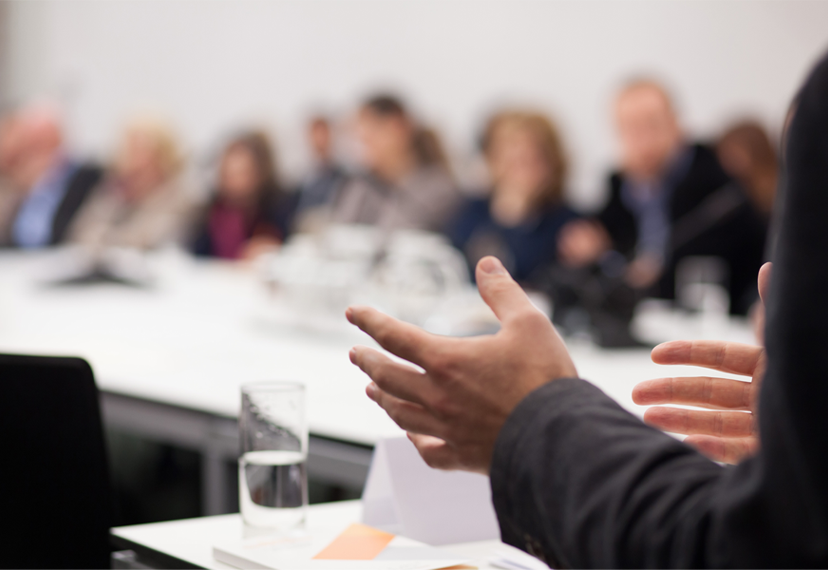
362;437;500;546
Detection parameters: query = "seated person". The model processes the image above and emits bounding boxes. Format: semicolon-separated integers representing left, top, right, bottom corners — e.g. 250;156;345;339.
448;110;577;286
331;94;460;233
344;50;828;567
68;116;196;252
292;115;349;233
190;131;291;260
7;103;103;248
717;119;778;221
0;112;24;246
557;79;767;318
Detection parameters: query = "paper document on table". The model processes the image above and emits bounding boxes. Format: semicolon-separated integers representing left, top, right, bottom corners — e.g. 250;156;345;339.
212;522;472;569
362;437;500;545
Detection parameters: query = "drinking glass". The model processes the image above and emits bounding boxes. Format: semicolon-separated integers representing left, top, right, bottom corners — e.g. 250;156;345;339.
239;382;308;531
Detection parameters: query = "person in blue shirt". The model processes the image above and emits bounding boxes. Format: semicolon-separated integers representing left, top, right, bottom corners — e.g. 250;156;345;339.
448;110;577;286
6;104;102;248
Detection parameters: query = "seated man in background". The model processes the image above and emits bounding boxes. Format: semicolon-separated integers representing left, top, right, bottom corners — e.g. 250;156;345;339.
346;52;828;567
555;80;766;340
448;109;577;287
68;116;196;252
331;94;460;233
292;115;349;233
6;103;103;248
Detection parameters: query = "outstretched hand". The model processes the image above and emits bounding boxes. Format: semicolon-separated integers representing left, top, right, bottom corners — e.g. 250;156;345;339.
346;256;576;474
632;262;771;463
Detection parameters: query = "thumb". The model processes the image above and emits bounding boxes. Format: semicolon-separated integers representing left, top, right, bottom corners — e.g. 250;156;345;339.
757;262;772;306
475;256;537;323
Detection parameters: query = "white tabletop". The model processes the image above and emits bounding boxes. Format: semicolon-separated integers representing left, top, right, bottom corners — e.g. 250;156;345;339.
112;500;546;570
0;250;758;447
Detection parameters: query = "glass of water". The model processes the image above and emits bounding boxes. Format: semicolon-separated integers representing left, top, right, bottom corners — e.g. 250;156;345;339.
239;382;308;531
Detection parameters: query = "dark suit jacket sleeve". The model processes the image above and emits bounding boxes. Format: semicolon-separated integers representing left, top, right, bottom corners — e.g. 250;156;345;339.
490;52;828;569
50;164;103;245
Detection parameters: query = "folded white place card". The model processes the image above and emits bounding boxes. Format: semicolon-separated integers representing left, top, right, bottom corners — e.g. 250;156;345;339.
362;437;500;546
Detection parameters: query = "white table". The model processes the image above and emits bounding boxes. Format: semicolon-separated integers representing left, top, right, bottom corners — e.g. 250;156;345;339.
0;249;757;514
111;500;546;570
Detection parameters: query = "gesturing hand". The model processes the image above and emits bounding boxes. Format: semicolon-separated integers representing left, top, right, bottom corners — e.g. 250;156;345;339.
346;256;577;474
633;340;765;463
632;262;772;464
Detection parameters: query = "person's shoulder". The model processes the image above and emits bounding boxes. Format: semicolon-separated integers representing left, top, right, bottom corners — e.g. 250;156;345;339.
688;142;719;165
412;164;456;188
451;194;490;220
683;142;730;185
71;162;105;181
537;201;579;227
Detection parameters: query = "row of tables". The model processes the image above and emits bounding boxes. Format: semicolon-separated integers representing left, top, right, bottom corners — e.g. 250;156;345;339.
0;248;757;568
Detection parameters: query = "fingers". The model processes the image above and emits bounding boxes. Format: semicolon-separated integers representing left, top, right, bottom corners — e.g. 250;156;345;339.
643;406;755;438
651;340;763;376
346;306;434;366
684;435;759;464
475;257;539;324
632;376;752;410
350;346;433;407
407;433;463;470
365;384;445;437
758;262;772;306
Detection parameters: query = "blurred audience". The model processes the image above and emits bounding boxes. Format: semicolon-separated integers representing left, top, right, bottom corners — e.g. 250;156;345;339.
293;115;348;233
68;116;196;252
551;79;767;344
331;94;460;232
717;119;778;219
190;131;291;260
3;103;103;248
448;110;577;286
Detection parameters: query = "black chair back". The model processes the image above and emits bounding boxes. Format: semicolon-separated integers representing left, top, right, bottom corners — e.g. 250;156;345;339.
0;354;111;569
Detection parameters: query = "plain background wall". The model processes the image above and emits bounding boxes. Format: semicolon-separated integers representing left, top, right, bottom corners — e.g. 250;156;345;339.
2;0;828;209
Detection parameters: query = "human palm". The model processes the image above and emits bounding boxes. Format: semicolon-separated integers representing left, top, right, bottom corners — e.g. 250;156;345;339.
632;262;771;464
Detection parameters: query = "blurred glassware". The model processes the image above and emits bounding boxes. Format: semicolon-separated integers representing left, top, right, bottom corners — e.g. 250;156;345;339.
262;225;470;330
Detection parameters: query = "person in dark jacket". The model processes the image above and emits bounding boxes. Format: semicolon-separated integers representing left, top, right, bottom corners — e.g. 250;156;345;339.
345;51;828;568
292;115;349;233
557;80;767;316
448;110;577;287
4;104;102;248
191;131;293;260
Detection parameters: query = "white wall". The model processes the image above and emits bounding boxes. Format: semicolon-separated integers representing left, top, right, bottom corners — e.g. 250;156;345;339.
4;0;828;208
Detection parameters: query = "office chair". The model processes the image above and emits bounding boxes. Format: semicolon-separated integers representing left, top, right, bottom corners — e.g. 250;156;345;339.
0;354;112;569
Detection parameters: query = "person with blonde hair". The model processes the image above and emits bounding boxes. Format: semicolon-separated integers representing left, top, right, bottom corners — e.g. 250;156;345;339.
69;115;195;251
448;109;577;285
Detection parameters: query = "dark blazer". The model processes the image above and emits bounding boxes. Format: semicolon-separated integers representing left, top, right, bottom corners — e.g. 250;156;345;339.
598;145;767;313
490;53;828;568
49;163;104;245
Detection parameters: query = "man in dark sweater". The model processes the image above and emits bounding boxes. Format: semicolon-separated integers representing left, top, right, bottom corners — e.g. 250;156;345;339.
557;80;767;315
346;52;828;567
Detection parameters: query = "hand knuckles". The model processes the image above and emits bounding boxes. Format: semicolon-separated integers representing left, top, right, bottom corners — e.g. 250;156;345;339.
430;393;458;419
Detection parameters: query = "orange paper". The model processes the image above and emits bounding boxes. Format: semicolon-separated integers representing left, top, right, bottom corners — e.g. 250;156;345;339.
313;523;396;560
